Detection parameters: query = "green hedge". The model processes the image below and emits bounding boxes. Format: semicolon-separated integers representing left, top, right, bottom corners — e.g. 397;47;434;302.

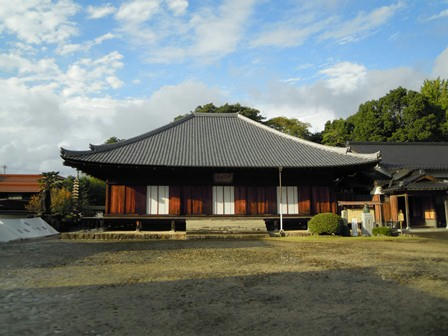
372;226;393;236
308;213;348;236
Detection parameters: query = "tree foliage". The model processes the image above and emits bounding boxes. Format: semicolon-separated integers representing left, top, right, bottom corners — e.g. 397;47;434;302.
321;81;448;145
25;187;72;217
39;171;63;191
264;116;311;139
174;103;265;122
50;187;73;216
308;213;347;235
26;173;106;217
193;103;265;122
174;103;314;139
104;136;123;144
321;119;352;146
64;175;106;207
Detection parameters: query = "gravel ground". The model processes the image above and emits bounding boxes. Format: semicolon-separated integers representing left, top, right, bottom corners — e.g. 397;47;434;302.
1;235;447;335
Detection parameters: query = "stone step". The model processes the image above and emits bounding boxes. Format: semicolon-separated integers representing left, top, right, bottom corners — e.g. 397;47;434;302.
61;231;186;240
186;232;269;240
186;218;267;234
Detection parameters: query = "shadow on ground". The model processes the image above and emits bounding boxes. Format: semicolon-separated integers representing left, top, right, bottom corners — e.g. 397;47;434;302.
412;231;448;240
1;268;447;336
0;238;271;270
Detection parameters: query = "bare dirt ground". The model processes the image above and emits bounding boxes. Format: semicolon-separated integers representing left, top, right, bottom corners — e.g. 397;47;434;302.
1;235;448;336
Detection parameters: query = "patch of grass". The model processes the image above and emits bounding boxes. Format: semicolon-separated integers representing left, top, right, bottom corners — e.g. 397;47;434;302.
272;235;420;243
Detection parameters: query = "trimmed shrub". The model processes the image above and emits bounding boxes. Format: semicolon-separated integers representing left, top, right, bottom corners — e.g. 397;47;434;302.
372;226;393;236
308;213;346;235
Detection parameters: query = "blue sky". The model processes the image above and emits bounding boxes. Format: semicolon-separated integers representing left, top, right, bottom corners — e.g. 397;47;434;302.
1;0;448;174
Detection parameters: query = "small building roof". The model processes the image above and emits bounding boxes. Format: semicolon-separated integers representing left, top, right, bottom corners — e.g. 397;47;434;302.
385;181;448;193
0;174;41;193
62;113;379;169
349;142;448;170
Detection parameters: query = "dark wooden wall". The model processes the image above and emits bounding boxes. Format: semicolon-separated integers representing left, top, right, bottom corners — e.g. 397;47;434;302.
234;186;277;215
106;184;336;216
108;185;145;215
370;193;440;225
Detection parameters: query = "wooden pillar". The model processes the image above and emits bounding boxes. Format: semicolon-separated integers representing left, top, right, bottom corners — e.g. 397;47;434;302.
372;194;383;226
404;194;411;230
105;183;110;214
390;195;398;222
379;204;383;227
445;197;448;229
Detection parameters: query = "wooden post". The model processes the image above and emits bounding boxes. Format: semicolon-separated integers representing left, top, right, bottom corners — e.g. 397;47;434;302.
379;204;383;227
170;220;176;232
444;197;448;229
404;194;411;230
390;195;398;222
105;182;110;214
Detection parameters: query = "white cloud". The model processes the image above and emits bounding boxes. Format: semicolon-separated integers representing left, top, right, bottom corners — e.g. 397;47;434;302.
320;2;404;44
0;53;60;79
250;2;402;49
56;33;115;55
61;51;124;96
0;50;124;97
191;0;255;58
251;63;425;132
0;79;223;175
86;4;116;19
433;46;448;78
319;62;367;94
280;77;302;84
147;0;256;62
424;9;448;21
115;0;161;41
106;76;124;89
116;0;160;24
251;18;332;48
166;0;188;16
0;53;33;73
0;0;79;44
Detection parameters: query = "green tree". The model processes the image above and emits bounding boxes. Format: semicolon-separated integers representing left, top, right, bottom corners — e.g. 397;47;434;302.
63;175;106;210
25;188;72;217
420;78;448;137
174;103;265;122
321;85;448;144
50;188;72;216
38;171;63;214
421;78;448;111
195;103;265;122
104;136;122;144
39;171;63;191
265;116;312;139
321;119;353;146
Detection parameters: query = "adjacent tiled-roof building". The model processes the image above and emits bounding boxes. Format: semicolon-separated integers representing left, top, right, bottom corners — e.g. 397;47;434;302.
350;142;448;229
0;174;42;215
0;174;41;193
349;142;448;170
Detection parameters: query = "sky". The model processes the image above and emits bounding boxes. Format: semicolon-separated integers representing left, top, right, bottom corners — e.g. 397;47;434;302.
1;0;448;176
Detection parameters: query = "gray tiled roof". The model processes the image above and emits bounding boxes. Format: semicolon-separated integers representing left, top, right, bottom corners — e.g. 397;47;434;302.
384;181;448;193
61;113;379;168
349;142;448;169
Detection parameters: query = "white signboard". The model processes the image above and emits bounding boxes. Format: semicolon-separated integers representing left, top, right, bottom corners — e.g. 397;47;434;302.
361;213;374;236
0;217;58;242
351;218;358;237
